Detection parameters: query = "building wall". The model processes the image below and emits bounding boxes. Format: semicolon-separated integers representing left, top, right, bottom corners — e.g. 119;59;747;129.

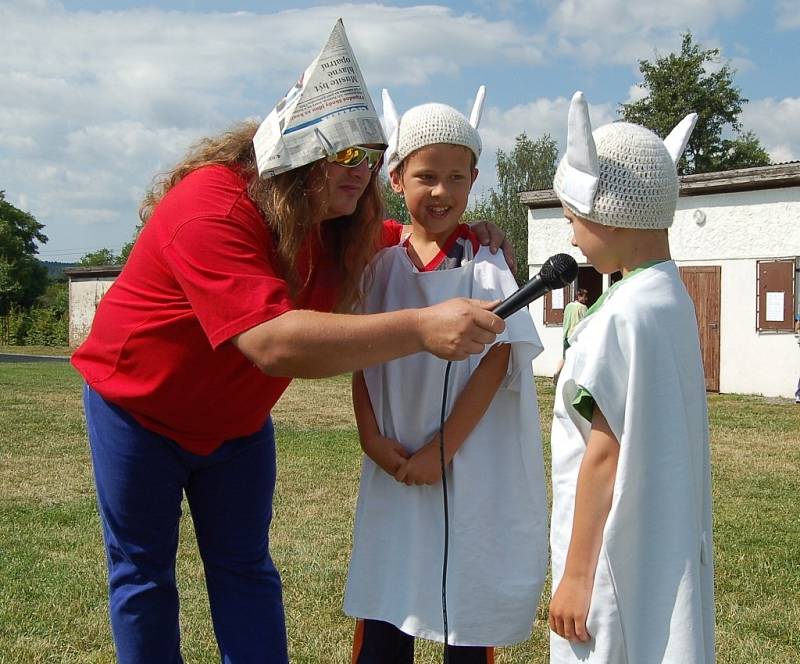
68;277;116;347
527;185;800;398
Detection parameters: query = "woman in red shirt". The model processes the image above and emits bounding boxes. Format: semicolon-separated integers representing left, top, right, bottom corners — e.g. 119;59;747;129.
72;22;508;664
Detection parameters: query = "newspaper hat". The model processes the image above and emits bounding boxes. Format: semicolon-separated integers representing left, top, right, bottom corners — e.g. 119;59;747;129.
253;19;386;178
382;86;486;173
553;91;697;229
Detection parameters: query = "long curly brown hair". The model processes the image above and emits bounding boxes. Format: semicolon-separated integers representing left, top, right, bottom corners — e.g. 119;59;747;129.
139;121;384;311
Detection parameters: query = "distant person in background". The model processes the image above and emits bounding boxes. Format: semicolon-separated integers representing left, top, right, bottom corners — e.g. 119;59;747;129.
795;314;800;403
563;288;589;354
553;288;589;384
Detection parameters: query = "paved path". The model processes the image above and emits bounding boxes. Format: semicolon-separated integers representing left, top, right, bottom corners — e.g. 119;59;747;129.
0;353;70;363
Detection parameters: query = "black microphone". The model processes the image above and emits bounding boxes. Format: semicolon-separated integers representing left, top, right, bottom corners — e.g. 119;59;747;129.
493;253;579;319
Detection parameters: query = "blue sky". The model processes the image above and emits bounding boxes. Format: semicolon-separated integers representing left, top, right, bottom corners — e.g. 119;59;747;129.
2;0;799;261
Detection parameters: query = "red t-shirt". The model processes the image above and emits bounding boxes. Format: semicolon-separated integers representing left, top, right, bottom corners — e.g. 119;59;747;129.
72;165;404;454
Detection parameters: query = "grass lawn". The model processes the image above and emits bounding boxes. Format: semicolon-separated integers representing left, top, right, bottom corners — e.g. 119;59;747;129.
1;363;798;663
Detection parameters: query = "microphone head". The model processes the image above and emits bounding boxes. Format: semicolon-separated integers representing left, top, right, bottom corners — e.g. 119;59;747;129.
540;253;579;289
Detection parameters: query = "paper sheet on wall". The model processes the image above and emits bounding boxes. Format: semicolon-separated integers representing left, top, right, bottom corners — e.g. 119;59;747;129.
551;288;564;309
765;291;784;322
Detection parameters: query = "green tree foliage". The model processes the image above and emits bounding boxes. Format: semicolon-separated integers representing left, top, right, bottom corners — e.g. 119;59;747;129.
1;308;30;345
79;248;124;266
119;239;136;263
0;282;69;346
0;191;49;316
381;175;410;224
37;281;69;317
118;218;146;264
476;133;559;283
24;305;68;346
619;32;770;174
720;130;772;171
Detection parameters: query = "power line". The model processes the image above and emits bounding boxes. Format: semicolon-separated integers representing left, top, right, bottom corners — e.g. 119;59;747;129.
38;245;126;258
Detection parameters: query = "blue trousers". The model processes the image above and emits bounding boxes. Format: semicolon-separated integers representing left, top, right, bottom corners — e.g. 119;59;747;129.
83;385;287;663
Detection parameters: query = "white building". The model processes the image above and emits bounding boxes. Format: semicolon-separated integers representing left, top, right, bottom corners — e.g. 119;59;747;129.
64;266;122;348
522;162;800;399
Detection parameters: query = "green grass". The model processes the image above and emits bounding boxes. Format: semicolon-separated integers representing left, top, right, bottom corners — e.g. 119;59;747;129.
0;364;798;662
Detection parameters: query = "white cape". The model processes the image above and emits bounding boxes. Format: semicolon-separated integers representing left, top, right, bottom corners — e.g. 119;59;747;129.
344;245;548;646
550;261;715;663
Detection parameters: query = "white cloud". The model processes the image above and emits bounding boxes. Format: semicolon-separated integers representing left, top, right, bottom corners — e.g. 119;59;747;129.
546;0;747;66
472;96;616;196
740;97;800;163
0;1;545;256
626;84;648;103
0;0;787;256
776;0;800;30
472;0;529;15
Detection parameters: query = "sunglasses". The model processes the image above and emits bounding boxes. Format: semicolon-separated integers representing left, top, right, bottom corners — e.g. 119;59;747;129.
327;145;385;171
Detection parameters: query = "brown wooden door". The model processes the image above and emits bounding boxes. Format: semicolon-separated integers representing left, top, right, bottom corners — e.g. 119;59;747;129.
680;266;721;392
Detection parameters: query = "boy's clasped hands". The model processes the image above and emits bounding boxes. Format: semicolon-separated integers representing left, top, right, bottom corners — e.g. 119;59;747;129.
361;433;449;486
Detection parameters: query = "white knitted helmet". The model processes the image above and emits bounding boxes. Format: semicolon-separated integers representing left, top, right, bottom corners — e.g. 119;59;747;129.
383;87;486;173
554;91;698;229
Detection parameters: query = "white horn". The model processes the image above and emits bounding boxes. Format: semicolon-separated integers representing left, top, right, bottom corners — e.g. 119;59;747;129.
382;88;400;141
559;91;599;215
382;88;401;172
664;112;698;164
469;85;486;128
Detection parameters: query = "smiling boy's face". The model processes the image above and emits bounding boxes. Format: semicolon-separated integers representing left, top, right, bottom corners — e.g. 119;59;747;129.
391;144;477;242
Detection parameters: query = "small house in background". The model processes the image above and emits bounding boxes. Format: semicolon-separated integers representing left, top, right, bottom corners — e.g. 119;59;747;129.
63;265;122;348
522;162;800;399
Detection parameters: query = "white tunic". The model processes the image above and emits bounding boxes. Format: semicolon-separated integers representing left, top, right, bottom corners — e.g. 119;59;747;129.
550;261;715;663
344;244;548;647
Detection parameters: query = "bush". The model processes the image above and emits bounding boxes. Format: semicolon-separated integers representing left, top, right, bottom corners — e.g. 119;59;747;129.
24;306;68;345
0;308;31;345
0;282;68;346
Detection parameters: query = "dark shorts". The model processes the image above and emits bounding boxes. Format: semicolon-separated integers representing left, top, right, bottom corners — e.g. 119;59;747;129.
352;619;494;664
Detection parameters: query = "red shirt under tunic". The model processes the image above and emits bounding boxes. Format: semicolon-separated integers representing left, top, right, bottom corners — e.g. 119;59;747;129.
72;164;403;454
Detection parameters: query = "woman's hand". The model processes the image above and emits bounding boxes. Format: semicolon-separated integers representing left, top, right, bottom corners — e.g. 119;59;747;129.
417;298;503;361
469;220;516;273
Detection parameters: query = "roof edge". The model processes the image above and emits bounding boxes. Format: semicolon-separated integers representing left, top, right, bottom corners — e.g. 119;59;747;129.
64;265;124;278
521;162;800;209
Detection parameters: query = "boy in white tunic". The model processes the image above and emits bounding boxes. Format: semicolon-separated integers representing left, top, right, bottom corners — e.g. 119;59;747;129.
548;91;715;663
344;89;548;662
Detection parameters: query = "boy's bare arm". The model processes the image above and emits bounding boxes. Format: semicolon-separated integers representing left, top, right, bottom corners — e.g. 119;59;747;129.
395;342;511;485
352;371;409;475
548;406;619;643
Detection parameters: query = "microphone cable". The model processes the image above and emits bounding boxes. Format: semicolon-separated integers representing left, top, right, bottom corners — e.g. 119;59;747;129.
435;252;577;662
439;360;454;664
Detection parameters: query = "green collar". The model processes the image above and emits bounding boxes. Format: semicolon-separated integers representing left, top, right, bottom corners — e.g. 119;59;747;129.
585;259;668;316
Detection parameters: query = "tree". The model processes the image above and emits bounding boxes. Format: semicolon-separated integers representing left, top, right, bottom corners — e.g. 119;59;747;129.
720;130;771;171
475;133;559;283
380;175;410;224
119;239;136;263
0;191;49;315
619;32;770;174
79;248;122;266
